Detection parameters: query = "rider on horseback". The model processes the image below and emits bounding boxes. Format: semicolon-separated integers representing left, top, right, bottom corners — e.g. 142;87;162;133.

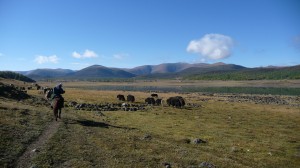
52;83;65;107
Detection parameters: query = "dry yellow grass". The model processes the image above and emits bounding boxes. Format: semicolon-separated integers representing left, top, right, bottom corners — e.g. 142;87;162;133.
37;79;300;88
33;84;300;167
2;80;300;167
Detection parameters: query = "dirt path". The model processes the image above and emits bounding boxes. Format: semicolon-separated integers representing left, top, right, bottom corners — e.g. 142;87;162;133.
16;119;61;168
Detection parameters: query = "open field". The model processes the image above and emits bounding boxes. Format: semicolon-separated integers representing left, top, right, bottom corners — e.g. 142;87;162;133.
39;79;300;88
37;80;300;96
1;79;300;167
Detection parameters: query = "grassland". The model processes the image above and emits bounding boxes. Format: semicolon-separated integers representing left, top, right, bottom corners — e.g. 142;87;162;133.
38;79;300;96
0;97;53;167
1;80;300;167
40;79;300;88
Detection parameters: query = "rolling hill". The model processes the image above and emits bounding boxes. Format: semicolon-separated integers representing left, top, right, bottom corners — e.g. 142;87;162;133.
126;62;210;75
179;63;246;75
15;63;300;80
18;69;74;80
184;65;300;80
66;65;136;79
135;63;246;79
0;71;36;82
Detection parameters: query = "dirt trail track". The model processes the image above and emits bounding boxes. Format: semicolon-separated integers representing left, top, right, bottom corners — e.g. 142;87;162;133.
16;119;61;168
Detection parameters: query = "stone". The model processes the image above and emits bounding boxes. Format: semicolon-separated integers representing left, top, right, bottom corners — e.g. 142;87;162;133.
162;162;171;168
193;138;206;144
199;161;216;168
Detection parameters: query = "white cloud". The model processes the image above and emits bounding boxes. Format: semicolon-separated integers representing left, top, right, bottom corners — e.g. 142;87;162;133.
72;52;81;58
113;53;128;60
187;33;234;60
34;55;59;64
70;62;91;70
71;62;90;66
72;49;98;59
292;34;300;51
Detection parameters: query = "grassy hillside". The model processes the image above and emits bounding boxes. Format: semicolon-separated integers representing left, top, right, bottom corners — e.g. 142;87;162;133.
135;64;246;79
12;63;300;81
126;63;210;75
0;71;35;83
184;65;300;80
0;81;52;167
67;65;136;79
24;69;74;80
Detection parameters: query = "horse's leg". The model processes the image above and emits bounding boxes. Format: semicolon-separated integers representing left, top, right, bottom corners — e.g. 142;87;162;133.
53;109;57;121
58;108;61;119
53;100;58;121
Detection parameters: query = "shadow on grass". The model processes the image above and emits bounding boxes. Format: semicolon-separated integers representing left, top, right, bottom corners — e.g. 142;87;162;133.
76;119;136;130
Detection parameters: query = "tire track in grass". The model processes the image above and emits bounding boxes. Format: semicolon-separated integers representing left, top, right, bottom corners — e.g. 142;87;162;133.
16;119;61;168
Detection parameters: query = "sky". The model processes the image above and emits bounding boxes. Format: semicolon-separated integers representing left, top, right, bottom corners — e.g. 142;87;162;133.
0;0;299;71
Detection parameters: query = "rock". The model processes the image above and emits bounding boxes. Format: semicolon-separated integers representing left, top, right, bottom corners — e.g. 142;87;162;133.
162;162;171;168
141;134;152;140
193;138;206;144
31;148;39;153
30;165;37;168
199;161;216;168
68;101;78;107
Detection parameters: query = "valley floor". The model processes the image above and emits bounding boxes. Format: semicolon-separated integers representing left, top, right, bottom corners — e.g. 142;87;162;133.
1;81;300;168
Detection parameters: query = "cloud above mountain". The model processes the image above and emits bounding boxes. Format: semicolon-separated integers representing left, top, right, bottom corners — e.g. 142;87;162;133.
187;34;234;60
72;49;98;59
34;55;59;64
292;34;300;51
113;53;128;60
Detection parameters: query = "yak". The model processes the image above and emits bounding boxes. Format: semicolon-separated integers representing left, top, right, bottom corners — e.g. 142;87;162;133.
117;94;126;101
167;96;185;108
145;97;155;105
127;94;135;102
151;93;158;98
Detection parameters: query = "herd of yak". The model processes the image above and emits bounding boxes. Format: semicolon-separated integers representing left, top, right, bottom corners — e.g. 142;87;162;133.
7;83;186;108
117;93;186;108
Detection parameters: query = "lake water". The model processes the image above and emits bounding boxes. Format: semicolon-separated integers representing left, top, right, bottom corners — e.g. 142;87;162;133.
70;85;300;96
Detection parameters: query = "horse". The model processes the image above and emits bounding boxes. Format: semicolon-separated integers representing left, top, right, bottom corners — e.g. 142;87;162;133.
45;89;53;100
52;97;63;121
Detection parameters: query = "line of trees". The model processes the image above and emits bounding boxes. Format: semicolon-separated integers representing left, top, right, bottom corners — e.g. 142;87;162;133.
0;71;35;82
184;68;300;80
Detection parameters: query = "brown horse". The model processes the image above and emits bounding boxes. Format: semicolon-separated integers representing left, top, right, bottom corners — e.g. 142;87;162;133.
53;97;63;121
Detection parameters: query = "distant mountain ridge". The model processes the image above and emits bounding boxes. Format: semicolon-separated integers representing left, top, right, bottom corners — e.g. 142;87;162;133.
125;62;210;75
15;62;300;80
66;65;135;79
0;71;36;82
18;69;74;80
179;63;246;75
184;64;300;80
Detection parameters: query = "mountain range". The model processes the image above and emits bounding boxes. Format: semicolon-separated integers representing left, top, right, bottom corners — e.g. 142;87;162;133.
16;62;300;80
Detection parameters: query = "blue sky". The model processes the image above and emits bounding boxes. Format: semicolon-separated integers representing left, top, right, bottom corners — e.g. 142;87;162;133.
0;0;299;71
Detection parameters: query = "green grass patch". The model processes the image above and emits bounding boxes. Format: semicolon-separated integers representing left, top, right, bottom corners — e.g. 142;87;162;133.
0;98;53;167
182;87;300;96
32;100;300;167
2;84;299;167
